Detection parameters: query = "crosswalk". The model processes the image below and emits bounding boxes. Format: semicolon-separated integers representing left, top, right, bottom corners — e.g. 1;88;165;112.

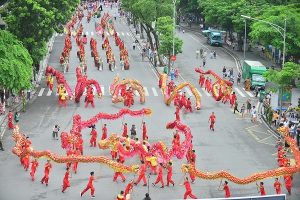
55;31;132;37
37;86;255;99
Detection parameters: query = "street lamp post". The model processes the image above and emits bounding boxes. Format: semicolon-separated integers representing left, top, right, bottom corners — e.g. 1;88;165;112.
172;0;176;57
241;15;287;125
243;19;246;59
241;15;287;68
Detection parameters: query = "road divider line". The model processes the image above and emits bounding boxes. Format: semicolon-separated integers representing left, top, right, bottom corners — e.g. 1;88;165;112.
201;88;211;96
38;88;45;97
46;89;52;96
143;87;149;96
152;88;158;96
234;87;246;97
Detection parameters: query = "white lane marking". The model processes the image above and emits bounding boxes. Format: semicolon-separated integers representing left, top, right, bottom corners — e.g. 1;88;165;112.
85;31;89;36
234;87;246;97
101;86;105;96
38;88;45;96
195;88;202;97
242;88;254;97
91;32;94;36
143;87;149;96
127;32;130;36
134;90;140;96
151;68;159;80
201;87;211;96
46;89;52;96
122;32;125;36
185;88;193;97
152;87;158;96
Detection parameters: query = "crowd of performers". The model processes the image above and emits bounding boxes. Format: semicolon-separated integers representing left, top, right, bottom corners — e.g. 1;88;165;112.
11;105;295;200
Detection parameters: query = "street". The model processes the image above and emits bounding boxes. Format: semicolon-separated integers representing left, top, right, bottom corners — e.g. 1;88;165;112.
0;4;299;200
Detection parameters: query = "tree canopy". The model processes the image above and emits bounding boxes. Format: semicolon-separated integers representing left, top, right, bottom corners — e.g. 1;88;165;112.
0;30;33;91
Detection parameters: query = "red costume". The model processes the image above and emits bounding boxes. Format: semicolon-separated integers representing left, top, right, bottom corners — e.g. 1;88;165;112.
230;93;237;108
183;179;197;199
153;165;164;187
85;92;95;108
259;184;266;196
30;160;39;181
81;174;95;197
41;162;52;185
174;93;181;106
199;75;205;87
101;125;107;140
124;181;134;198
113;160;126;182
166;165;175;186
135;163;147;185
274;179;282;194
142;123;148;140
8;111;14;129
180;94;187;109
90;128;97;147
185;99;193;113
122;124;128;137
73;149;80;174
224;184;231;198
62;170;70;193
175;106;181;121
22;155;30;171
284;175;292;195
209;113;216;131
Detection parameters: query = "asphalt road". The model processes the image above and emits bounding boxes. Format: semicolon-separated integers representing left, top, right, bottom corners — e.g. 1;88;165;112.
0;4;299;200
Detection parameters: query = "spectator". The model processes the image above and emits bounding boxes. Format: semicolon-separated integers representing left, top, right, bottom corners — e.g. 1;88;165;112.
222;66;227;78
289;123;296;139
251;106;257;123
272;111;279;127
53;125;60;140
143;193;151;200
130;124;137;139
296;121;300;148
246;99;252;114
283;119;289;128
240;104;245;118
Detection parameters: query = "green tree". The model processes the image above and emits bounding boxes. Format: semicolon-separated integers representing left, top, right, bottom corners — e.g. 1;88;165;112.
0;30;33;92
156;16;183;71
249;4;300;60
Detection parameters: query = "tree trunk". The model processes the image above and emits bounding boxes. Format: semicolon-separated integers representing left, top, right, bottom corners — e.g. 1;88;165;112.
140;22;144;39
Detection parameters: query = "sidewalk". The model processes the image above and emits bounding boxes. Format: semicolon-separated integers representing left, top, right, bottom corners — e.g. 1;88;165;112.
180;22;300;110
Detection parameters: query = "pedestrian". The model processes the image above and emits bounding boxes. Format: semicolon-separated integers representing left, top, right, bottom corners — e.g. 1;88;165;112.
240;103;245;118
124;180;134;199
30;159;39;181
256;182;266;196
196;49;200;59
208;112;216;131
246;99;251;114
230;92;237;108
297;120;300;148
101;124;108;140
185;98;193;113
152;163;164;188
255;87;259;97
14;111;20;123
166;161;175;187
220;181;231;198
80;171;95;198
143;193;151;200
237;72;241;85
210;51;213;59
284;175;292;195
233;101;239;114
273;178;282;194
62;167;70;193
0;138;4;151
41;160;52;186
130;124;137;139
202;57;206;67
181;177;197;199
251;106;257;123
85;91;95;108
213;51;216;58
222;66;227;78
52;125;60;140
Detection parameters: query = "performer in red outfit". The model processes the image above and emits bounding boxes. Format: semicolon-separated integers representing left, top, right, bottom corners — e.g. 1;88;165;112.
90;127;97;147
41;160;52;186
152;163;164;188
230;92;237;108
256;182;266;196
185;98;193;113
8;110;14;129
122;123;128;137
62;168;70;193
208;112;216;131
73;148;81;174
284;175;292;195
30;159;39;181
166;162;175;186
182;177;197;199
142;121;148;140
113;159;126;182
274;178;282;194
101;124;108;140
85;91;95;108
124;180;134;199
189;159;196;183
23;155;30;171
134;161;147;186
81;172;95;198
174;92;181;106
180;92;187;109
223;181;231;198
175;106;181;121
